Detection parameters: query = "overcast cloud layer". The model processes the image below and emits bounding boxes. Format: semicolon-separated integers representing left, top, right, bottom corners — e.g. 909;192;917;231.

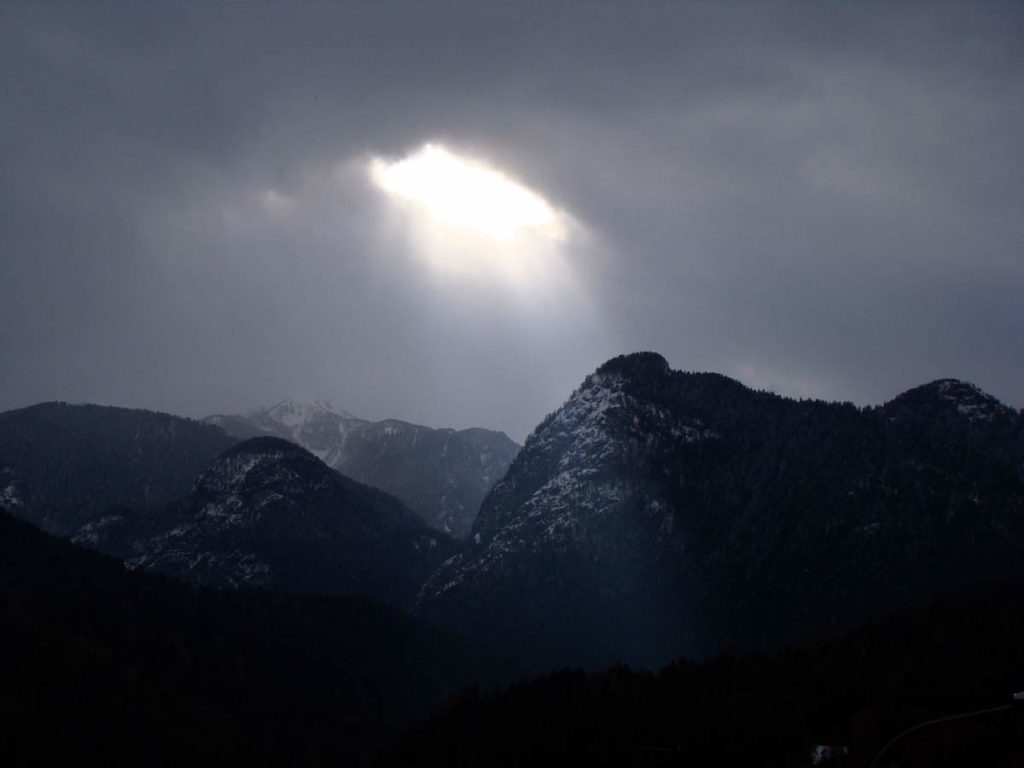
2;1;1022;440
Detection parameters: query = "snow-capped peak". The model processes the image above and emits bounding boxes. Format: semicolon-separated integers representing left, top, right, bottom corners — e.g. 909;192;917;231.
885;378;1016;424
261;396;337;427
933;379;1013;422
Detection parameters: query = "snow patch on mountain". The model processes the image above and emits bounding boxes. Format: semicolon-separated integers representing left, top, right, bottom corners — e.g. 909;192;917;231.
542;371;718;468
421;365;709;602
936;379;1014;422
72;513;128;546
129;546;272;589
268;396;332;420
263;396;338;427
884;378;1015;424
0;468;26;510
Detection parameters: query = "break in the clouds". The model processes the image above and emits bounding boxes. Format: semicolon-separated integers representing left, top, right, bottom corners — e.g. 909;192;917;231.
368;143;577;288
370;144;569;244
0;1;1022;440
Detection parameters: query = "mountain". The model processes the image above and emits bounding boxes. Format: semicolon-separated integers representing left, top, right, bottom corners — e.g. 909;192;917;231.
77;437;457;608
0;506;508;765
205;397;519;538
416;352;1024;670
0;402;237;535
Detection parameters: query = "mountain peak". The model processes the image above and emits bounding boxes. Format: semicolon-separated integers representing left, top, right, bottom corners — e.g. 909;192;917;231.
260;396;342;425
77;434;456;609
886;378;1014;423
194;437;330;499
594;352;670;380
420;360;1024;670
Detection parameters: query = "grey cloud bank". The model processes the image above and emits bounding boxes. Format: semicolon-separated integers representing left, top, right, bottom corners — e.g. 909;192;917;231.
2;1;1022;441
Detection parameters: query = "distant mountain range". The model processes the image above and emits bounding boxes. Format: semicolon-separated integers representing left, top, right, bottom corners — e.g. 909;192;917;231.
0;401;495;610
417;353;1024;669
0;399;516;543
204;397;519;538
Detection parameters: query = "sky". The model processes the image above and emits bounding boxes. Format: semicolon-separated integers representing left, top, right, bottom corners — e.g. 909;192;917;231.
2;1;1022;441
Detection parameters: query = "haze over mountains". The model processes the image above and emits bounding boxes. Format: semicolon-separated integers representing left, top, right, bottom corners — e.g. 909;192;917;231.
0;398;516;543
204;398;519;538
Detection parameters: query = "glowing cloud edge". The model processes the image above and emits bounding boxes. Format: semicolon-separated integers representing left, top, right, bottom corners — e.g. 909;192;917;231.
368;143;570;243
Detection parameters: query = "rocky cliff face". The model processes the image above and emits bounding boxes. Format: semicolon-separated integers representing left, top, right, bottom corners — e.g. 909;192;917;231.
417;353;1024;669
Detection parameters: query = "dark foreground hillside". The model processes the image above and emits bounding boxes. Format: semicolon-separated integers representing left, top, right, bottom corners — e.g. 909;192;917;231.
382;583;1024;767
0;508;509;766
7;499;1024;767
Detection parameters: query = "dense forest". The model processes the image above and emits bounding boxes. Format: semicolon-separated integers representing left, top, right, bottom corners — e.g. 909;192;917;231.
0;403;236;534
386;582;1024;767
7;500;1024;766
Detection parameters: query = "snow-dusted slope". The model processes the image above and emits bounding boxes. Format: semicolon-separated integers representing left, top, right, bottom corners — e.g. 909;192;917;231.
79;437;456;608
882;378;1018;423
204;398;518;538
417;353;1024;670
0;467;29;514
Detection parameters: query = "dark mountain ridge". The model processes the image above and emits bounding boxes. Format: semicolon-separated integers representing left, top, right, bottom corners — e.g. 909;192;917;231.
79;437;456;609
0;402;237;535
418;353;1024;670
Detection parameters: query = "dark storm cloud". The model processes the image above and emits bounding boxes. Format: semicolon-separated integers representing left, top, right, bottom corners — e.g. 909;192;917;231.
2;1;1022;440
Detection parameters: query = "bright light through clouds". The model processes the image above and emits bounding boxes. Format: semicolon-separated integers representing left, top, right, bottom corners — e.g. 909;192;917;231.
367;143;578;288
370;144;567;242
